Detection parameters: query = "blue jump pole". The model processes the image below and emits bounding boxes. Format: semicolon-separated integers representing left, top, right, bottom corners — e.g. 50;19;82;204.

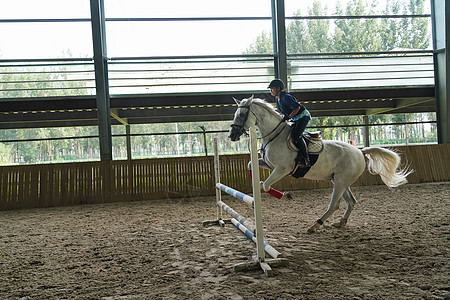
218;200;256;233
216;183;254;206
231;218;281;259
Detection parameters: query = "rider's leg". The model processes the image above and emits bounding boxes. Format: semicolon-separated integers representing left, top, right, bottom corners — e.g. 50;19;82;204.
293;118;310;166
297;137;310;166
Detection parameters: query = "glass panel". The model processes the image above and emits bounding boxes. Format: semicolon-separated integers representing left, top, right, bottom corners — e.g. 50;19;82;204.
106;20;272;57
0;1;91;19
108;59;273;95
309;113;437;146
288;55;434;90
0;23;93;59
284;0;432;53
284;0;431;17
105;0;271;18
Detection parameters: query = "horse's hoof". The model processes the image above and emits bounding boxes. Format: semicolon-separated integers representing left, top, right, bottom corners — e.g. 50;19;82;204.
307;222;321;234
331;219;348;228
307;227;318;234
282;192;293;200
331;222;342;228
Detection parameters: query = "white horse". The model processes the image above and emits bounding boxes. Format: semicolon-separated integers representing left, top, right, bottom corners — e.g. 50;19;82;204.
228;96;412;233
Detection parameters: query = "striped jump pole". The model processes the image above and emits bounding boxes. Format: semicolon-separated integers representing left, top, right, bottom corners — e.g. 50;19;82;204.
216;183;254;207
231;218;281;259
218;201;255;234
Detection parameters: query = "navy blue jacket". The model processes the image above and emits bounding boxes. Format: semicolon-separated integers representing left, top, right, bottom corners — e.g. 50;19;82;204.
276;91;305;117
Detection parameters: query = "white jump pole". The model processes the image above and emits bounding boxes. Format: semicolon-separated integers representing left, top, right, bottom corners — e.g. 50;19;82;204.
248;126;269;270
213;135;224;225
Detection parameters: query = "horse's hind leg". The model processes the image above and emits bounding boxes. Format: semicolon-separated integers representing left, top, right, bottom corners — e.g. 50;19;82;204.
307;181;347;234
332;187;357;228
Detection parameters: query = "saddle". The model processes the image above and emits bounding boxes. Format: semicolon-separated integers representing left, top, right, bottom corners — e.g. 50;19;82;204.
287;129;324;154
287;127;324;178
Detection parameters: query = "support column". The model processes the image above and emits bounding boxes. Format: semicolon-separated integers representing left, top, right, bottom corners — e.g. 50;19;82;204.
126;125;132;160
91;0;112;160
431;0;450;143
271;0;288;85
363;115;370;147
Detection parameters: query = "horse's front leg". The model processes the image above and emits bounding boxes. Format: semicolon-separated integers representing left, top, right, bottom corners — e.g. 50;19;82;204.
248;159;273;171
249;159;273;191
261;167;290;192
248;161;291;200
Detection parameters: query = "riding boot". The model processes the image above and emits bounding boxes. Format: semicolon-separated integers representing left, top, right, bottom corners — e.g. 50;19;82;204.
297;137;311;167
293;120;311;167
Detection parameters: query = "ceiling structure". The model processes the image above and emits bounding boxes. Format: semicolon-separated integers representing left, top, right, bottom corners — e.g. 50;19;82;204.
0;86;435;129
1;0;446;151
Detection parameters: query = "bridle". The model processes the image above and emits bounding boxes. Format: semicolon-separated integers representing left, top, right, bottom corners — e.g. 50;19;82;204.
230;104;256;137
230;99;291;171
231;102;286;144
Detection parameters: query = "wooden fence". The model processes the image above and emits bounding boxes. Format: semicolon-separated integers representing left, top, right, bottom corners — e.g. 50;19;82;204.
1;144;449;210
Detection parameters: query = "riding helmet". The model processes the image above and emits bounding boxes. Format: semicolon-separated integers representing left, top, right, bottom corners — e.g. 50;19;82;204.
267;79;284;90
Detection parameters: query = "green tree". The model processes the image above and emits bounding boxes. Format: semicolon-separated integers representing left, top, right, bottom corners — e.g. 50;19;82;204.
0;143;12;164
333;0;382;52
245;31;273;54
286;12;310;53
305;1;332;52
380;1;401;50
245;0;332;54
245;0;430;55
398;0;430;49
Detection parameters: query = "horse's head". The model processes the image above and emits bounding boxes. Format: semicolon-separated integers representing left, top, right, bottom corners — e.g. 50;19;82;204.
228;95;256;141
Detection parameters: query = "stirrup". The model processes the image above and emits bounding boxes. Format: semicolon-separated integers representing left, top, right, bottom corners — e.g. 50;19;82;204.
295;152;310;168
303;157;311;168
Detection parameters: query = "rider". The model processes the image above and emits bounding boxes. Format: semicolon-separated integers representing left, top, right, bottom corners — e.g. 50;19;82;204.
268;79;311;167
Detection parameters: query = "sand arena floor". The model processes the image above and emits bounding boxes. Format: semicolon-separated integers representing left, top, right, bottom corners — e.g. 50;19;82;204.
1;182;449;299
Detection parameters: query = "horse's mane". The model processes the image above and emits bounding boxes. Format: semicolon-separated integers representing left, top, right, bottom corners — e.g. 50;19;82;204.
248;98;282;120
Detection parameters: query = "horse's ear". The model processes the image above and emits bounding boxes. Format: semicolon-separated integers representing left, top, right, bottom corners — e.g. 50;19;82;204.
233;97;241;105
247;95;254;104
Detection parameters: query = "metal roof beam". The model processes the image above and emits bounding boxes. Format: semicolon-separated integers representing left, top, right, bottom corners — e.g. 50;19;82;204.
365;97;436;115
110;109;128;125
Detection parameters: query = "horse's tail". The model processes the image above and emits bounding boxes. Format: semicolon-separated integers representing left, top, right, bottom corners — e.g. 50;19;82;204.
361;147;413;188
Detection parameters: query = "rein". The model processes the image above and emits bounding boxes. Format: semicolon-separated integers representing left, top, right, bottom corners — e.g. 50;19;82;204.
259;121;286;154
232;101;287;151
250;103;287;153
259;120;285;140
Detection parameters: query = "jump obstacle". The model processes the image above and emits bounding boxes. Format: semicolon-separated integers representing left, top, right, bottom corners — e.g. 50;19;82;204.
203;127;287;276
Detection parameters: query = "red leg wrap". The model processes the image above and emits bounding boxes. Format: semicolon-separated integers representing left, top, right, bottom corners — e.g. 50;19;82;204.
248;170;283;199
